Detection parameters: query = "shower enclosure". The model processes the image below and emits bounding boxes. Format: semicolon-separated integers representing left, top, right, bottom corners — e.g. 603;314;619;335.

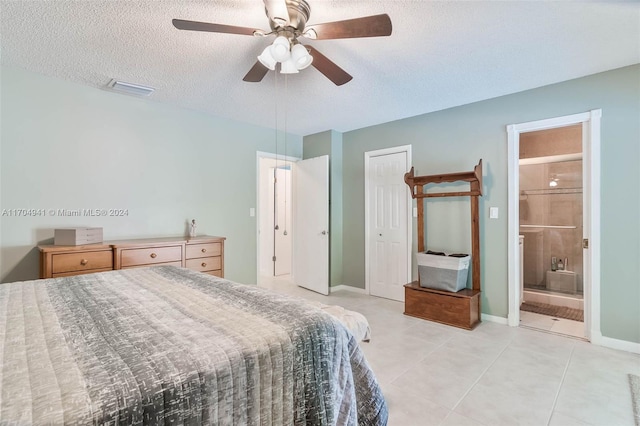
519;125;583;311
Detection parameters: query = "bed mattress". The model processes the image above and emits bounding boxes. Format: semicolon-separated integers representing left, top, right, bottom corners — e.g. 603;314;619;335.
0;266;387;425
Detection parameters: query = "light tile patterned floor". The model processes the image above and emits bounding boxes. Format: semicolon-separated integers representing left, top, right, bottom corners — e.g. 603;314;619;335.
520;310;587;339
259;275;640;426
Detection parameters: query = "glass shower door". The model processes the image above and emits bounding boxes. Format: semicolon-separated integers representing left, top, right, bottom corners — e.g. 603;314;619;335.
519;159;583;297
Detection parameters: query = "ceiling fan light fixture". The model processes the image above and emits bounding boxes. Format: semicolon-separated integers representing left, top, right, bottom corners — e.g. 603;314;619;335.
270;36;291;62
257;46;277;70
291;44;312;70
280;58;299;74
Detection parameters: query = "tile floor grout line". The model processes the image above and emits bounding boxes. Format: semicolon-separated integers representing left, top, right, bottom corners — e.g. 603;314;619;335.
546;342;576;426
449;338;512;412
385;335;455;386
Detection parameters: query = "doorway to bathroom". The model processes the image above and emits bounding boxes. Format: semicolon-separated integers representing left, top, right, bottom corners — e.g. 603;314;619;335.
506;110;602;342
518;125;585;338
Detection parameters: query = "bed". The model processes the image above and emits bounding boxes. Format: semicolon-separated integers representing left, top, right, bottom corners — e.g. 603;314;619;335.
0;265;387;425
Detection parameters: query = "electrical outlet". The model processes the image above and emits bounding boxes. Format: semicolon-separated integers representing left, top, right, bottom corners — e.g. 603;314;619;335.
250;208;255;217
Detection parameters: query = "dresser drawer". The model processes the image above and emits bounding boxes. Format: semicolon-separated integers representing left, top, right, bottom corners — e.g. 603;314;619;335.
186;242;222;259
120;245;183;267
185;256;221;272
122;261;183;270
52;250;113;274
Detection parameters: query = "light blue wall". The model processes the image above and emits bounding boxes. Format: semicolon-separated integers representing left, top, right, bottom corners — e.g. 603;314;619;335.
2;64;638;344
330;131;344;288
302;131;331;158
341;64;640;343
0;66;302;284
303;130;344;287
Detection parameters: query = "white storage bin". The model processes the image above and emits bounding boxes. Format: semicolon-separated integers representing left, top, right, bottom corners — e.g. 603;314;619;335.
417;252;470;292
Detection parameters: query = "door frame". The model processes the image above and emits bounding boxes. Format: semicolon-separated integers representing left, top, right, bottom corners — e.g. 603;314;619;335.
364;145;413;296
506;110;601;342
256;151;301;284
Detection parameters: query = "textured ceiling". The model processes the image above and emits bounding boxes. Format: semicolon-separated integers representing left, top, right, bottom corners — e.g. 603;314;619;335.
1;1;639;136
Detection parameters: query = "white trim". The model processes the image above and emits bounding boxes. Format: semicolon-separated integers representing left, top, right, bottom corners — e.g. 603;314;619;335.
364;145;413;298
481;313;509;325
584;110;602;341
331;284;367;295
255;151;302;285
591;331;640;354
256;150;301;162
506;110;602;343
507;123;521;327
508;112;592;132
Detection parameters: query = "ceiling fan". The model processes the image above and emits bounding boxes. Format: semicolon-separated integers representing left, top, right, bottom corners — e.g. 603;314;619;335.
172;0;392;86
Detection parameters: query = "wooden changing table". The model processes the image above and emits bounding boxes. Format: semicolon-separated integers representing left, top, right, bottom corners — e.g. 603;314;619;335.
403;160;483;330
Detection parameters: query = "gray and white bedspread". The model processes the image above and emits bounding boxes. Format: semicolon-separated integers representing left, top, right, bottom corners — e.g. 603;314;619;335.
0;266;387;425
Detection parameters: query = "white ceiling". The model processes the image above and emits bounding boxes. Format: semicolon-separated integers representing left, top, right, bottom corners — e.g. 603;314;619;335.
1;1;638;136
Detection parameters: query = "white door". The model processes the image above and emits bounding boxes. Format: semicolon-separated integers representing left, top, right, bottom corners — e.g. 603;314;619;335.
293;155;329;295
274;166;292;276
367;151;410;301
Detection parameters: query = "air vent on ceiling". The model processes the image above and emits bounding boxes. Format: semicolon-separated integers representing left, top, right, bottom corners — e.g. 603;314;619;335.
106;79;155;97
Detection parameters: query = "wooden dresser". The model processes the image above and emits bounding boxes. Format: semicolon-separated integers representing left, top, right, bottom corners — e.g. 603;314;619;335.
39;236;225;279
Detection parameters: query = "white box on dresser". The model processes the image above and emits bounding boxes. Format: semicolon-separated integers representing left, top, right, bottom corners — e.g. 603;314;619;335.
54;227;103;245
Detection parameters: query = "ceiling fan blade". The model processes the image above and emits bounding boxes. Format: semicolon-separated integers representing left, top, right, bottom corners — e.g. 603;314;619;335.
304;14;392;40
305;46;352;86
243;61;270;83
172;19;259;36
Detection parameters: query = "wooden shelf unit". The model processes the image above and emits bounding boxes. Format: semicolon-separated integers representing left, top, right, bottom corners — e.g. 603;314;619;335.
403;160;483;330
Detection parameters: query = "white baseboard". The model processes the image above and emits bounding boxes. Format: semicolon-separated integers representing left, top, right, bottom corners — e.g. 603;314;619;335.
481;313;509;325
591;331;640;354
331;284;367;295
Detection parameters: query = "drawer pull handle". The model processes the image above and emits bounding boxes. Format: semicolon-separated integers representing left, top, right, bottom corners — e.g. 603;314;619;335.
201;262;207;267
80;259;88;266
201;248;207;253
150;253;157;259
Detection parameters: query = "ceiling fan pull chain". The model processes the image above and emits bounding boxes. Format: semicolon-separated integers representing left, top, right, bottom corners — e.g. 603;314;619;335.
274;68;279;172
283;74;288;235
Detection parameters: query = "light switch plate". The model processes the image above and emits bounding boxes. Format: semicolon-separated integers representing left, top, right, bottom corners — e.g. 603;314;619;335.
489;207;499;219
413;207;418;218
250;207;255;217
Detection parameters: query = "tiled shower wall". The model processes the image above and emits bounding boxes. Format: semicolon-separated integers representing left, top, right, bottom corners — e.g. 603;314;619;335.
519;160;583;294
